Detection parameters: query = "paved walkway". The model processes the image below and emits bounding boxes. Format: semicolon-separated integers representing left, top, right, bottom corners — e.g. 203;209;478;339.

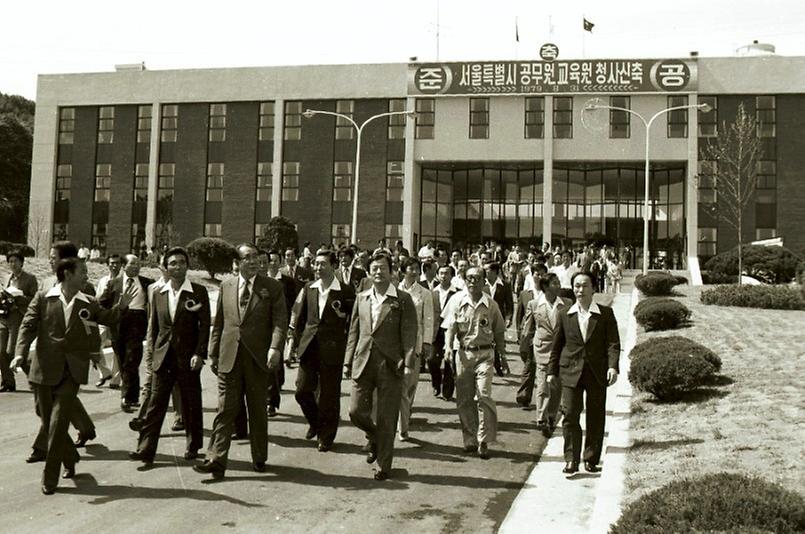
499;274;639;534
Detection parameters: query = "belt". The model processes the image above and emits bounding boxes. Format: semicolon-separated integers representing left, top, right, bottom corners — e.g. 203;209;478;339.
462;343;493;351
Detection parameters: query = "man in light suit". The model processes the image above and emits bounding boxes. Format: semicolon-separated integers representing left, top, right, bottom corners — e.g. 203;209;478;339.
288;249;354;452
11;258;133;494
345;253;417;481
194;243;286;479
130;247;210;465
0;249;38;391
548;271;620;475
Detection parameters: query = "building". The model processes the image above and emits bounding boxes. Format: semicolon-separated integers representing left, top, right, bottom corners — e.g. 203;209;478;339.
28;55;805;266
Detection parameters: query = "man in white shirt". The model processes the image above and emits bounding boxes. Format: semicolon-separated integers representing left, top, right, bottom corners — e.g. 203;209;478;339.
549;251;578;298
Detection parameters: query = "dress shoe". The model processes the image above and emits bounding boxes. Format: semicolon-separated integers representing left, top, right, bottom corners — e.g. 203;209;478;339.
41;485;55;495
562;461;579;474
317;441;331;452
305;426;317;440
120;401;133;413
584;461;601;473
183;450;199;460
109;383;120;390
366;442;378;464
463;444;477;453
193;461;224;480
232;432;247;440
0;383;16;392
432;388;440;397
267;406;277;418
128;451;154;465
171;420;185;431
129;418;143;432
95;375;112;388
478;442;490;460
399;432;409;442
253;461;266;472
373;470;389;481
62;466;75;479
26;450;46;463
74;430;96;448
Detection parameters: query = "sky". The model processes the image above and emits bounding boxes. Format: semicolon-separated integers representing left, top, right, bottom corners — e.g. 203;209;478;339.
2;0;805;100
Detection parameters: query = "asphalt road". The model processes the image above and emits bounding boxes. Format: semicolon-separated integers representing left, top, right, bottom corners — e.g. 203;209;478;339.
0;333;547;533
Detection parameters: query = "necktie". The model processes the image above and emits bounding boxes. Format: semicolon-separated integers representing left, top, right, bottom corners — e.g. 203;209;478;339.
240;280;250;313
126;278;134;290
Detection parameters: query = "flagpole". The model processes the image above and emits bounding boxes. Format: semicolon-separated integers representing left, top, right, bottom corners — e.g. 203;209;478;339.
582;14;586;58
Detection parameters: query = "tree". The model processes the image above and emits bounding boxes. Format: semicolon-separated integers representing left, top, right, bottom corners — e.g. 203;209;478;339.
186;237;236;279
26;203;50;257
700;103;762;284
257;216;298;253
0;115;33;243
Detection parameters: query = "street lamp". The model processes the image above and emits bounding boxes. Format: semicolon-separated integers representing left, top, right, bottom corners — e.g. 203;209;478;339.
303;108;416;246
582;100;711;275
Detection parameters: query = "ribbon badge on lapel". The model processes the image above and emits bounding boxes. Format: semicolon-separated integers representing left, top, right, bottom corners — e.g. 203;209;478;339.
78;308;97;335
331;300;346;319
185;299;202;312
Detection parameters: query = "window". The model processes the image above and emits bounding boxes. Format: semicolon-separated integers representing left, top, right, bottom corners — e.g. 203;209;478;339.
333;161;353;201
137;105;151;143
335;100;355;140
59;108;75;144
698;227;717;257
206;163;224;201
697;160;717;204
667;95;688;138
259;102;274;141
97;106;114;144
386;161;404;201
388;99;406;139
698;96;717;137
469;97;489;139
256;162;273;201
94;164;111;202
755;228;777;240
131;223;146;251
553;97;573;138
53;223;69;241
254;223;268;244
209;104;226;142
158;163;175;201
56;164;72;201
92;223;107;251
524;97;545;139
385;224;403;242
415;98;435;139
756;158;776;231
204;223;222;237
609;96;630;139
134;163;149;202
756;96;776;138
282;161;299;201
161;104;178;142
284;101;302;141
757;160;776;190
331;224;351;246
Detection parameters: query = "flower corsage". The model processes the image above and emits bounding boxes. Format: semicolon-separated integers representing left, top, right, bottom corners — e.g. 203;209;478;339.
78;308;98;334
331;300;346;319
185;299;202;312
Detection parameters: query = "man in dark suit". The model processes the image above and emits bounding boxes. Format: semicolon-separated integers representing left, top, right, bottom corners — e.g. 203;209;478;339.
0;249;38;391
288;249;354;452
345;253;417;481
281;247;314;287
429;265;458;400
483;262;513;376
130;247;210;465
548;271;620;475
194;244;286;479
100;254;153;412
12;257;132;494
335;246;367;291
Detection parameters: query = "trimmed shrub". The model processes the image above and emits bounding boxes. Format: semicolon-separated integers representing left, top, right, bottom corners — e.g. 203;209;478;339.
634;271;684;296
704;244;801;284
630;336;719;399
186;237;237;279
701;284;805;310
610;473;805;534
630;335;721;373
633;298;691;331
702;271;739;285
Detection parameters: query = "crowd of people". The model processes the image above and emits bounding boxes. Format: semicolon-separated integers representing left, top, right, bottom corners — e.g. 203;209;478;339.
0;237;621;494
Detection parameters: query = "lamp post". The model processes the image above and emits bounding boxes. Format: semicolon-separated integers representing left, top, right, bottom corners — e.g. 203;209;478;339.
303;108;416;246
582;101;711;275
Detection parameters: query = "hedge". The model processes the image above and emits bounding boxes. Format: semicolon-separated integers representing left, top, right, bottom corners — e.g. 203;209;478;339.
701;284;805;310
630;335;721;373
634;271;685;297
633;298;691;331
610;473;805;533
629;336;720;400
704;244;801;284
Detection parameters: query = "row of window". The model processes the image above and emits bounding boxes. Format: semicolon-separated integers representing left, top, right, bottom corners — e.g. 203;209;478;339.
697;226;777;257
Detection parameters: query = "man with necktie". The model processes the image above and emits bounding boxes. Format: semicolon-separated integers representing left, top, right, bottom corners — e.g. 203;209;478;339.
335;246;367;291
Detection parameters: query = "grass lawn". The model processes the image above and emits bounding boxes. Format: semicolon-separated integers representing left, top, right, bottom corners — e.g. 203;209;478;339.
623;283;805;503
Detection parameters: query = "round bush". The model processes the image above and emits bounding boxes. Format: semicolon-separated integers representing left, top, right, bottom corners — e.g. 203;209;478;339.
634;271;683;297
186;237;237;278
629;337;719;400
611;473;805;534
704;244;801;284
630;335;721;373
701;284;805;310
633;298;691;331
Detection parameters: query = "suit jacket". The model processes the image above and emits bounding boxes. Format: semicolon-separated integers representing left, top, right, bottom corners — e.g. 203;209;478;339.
520;296;572;363
281;264;314;285
15;288;120;386
146;281;211;371
488;280;514;322
335;266;367;292
515;288;539;339
548;303;620;388
209;274;287;374
99;274;154;340
1;270;38;324
344;286;418;380
291;279;355;366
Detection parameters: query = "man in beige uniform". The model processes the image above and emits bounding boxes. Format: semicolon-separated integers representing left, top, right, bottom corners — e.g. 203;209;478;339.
445;267;506;459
